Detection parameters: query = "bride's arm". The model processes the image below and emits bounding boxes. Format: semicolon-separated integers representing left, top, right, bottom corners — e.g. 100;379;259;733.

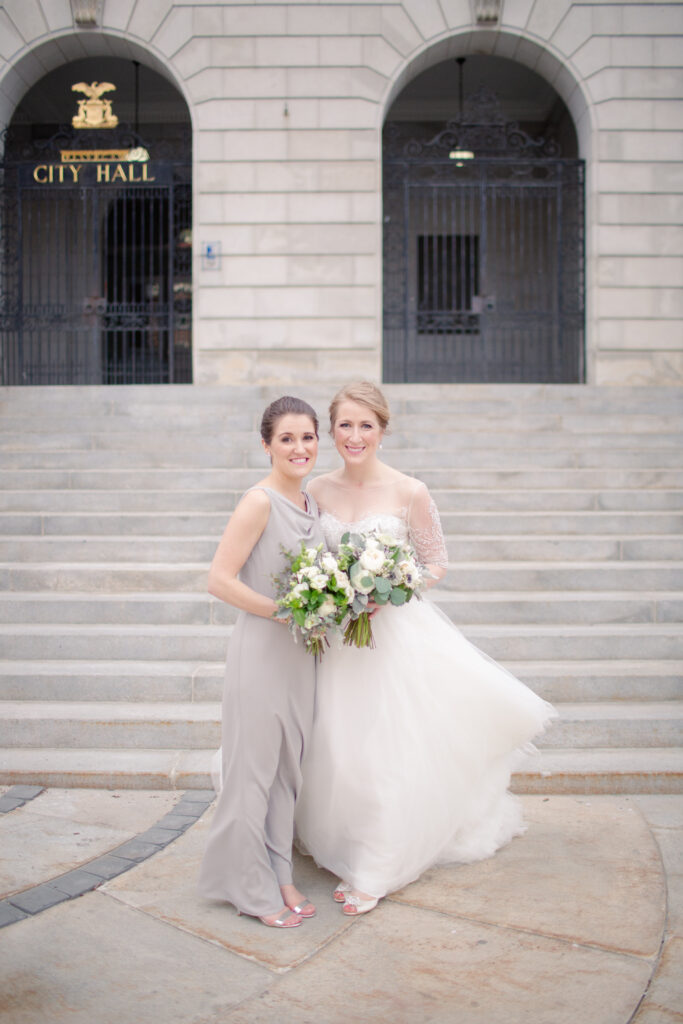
407;481;448;586
208;489;279;618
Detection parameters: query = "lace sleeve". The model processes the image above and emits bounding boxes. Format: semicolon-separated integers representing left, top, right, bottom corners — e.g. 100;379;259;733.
407;482;449;572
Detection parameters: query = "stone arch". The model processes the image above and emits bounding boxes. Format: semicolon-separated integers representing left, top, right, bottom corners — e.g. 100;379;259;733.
379;29;593;161
0;32;192;135
0;33;194;385
379;29;589;384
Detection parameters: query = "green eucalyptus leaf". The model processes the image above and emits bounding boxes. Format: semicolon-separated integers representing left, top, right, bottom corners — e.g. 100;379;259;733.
374;577;392;594
390;588;408;606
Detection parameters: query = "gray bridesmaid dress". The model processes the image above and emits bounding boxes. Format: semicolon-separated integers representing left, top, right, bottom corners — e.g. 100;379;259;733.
198;487;323;917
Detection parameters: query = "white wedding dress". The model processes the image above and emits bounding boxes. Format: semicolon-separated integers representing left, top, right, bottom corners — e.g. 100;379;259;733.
294;477;555;898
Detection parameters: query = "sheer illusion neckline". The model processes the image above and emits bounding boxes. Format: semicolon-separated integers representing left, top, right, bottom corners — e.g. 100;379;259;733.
320;509;406;529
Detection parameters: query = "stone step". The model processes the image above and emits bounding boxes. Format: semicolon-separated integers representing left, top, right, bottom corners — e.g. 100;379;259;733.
1;384;681;795
0;700;680;751
539;702;683;749
2;488;682;514
4;561;682;594
435;591;683;624
1;590;681;627
0;593;230;626
441;563;683;592
0;563;211;592
2;467;683;491
1;534;680;563
507;661;683;703
513;747;683;794
1;622;682;662
3;429;683;452
4;446;683;471
1;659;680;704
0;702;221;749
3;509;682;537
2;382;681;415
0;745;680;793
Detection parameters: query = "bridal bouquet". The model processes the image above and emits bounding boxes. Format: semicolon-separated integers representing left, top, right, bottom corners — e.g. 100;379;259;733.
336;528;425;649
273;542;354;657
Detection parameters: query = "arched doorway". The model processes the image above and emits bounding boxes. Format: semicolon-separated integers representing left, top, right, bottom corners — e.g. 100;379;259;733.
383;55;584;384
0;57;192;385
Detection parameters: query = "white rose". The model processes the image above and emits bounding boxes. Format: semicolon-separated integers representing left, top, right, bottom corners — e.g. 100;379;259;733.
321;552;338;573
318;596;336;617
292;582;309;598
398;558;419;585
360;548;385;573
377;532;398;547
310;572;329;590
350;561;375;595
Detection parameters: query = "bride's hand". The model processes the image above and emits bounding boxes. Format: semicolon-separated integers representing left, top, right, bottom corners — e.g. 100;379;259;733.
367;600;381;618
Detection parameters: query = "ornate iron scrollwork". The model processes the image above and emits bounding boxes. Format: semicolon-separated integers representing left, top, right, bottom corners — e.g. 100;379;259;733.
384;87;562;161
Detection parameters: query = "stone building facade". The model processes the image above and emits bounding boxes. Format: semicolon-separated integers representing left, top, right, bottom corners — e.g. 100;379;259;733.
0;0;681;386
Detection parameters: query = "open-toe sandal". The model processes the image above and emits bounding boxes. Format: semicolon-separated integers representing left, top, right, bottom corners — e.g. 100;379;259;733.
239;908;302;928
288;898;316;918
343;894;379;916
333;881;351;903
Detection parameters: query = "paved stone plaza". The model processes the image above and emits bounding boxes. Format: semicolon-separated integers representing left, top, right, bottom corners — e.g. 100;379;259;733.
0;787;681;1023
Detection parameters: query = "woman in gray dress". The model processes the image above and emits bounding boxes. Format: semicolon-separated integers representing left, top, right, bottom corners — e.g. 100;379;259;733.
198;396;324;929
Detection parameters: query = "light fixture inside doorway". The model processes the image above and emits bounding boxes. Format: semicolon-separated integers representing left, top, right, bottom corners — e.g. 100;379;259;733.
449;150;474;164
449;59;475;165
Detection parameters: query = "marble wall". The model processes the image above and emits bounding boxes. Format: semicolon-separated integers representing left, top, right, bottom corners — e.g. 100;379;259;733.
0;0;681;384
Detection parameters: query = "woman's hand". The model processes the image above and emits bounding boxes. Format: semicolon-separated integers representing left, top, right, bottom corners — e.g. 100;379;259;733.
367;600;382;618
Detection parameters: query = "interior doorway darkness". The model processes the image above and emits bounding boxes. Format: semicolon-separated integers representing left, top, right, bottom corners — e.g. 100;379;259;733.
383;56;585;384
0;57;192;385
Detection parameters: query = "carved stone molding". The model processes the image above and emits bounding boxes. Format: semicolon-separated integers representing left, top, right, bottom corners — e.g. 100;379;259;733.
471;0;503;25
71;0;103;28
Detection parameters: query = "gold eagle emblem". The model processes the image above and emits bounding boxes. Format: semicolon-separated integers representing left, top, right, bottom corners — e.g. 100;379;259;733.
71;81;118;129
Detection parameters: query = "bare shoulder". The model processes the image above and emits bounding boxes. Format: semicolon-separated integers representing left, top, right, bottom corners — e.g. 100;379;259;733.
231;487;271;524
383;465;426;496
308;471;341;497
398;473;431;505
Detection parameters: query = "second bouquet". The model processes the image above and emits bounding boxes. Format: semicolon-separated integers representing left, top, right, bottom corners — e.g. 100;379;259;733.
273;542;354;657
336;528;425;649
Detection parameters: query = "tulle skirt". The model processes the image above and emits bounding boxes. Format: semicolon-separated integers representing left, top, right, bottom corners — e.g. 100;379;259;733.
294;597;556;897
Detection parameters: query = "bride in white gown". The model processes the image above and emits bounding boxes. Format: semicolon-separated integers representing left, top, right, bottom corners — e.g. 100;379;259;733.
294;382;556;915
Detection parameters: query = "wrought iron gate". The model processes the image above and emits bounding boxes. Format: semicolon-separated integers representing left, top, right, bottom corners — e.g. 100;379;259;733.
0;128;192;385
383;110;585;383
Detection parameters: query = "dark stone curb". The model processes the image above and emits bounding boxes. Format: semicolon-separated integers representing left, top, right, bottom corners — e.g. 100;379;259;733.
0;785;45;814
0;789;214;929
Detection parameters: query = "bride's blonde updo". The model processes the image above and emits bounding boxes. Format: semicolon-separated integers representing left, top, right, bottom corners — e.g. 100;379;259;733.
329;381;391;433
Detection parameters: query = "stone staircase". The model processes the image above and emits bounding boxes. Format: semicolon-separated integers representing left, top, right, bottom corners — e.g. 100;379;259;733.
0;384;681;792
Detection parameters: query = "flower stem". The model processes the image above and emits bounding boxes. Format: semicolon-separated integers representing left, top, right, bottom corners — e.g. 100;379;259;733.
343;611;375;649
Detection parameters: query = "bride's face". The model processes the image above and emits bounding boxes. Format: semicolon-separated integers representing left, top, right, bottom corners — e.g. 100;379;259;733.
332;400;384;466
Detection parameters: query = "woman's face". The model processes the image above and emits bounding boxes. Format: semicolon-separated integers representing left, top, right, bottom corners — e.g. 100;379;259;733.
264;414;318;479
332;400;384;467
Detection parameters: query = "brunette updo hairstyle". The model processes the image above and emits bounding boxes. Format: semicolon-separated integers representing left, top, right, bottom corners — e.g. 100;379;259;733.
328;381;391;434
260;395;319;445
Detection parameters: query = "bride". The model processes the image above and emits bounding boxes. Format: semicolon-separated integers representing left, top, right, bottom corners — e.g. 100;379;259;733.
294;381;556;916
